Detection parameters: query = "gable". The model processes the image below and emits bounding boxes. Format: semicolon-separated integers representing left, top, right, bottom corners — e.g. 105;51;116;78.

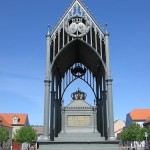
114;119;125;132
66;100;92;109
51;0;104;38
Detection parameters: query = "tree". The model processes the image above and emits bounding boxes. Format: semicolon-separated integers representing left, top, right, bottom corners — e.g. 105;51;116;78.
136;127;148;142
127;122;141;142
0;127;9;150
121;128;129;141
13;126;37;147
121;122;141;142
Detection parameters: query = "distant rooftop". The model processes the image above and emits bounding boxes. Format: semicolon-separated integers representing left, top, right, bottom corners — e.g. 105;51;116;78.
0;115;12;127
0;113;28;125
129;108;150;120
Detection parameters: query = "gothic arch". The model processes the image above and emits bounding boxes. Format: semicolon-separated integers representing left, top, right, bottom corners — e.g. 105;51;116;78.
51;39;107;79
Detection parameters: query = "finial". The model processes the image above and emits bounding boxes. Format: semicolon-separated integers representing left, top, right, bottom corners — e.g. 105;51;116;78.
47;24;50;35
105;23;108;34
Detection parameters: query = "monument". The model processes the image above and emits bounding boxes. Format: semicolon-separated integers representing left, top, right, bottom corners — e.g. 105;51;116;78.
38;0;119;149
56;88;105;142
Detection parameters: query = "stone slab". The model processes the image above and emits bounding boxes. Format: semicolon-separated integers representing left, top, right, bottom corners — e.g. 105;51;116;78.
55;133;105;142
38;141;120;150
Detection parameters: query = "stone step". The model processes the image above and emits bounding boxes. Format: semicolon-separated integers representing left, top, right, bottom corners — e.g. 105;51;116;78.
58;132;102;137
55;137;105;142
55;133;105;142
38;141;120;150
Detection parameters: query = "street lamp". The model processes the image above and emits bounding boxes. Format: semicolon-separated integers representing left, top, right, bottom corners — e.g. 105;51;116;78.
145;132;148;149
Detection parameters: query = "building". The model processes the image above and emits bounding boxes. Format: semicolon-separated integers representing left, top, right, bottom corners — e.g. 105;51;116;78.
0;113;29;150
0;113;29;137
126;108;150;126
32;125;44;141
143;116;150;129
114;119;125;138
0;115;12;150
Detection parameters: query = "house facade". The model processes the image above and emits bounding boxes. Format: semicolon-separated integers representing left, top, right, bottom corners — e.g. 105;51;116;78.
143;116;150;129
114;119;125;138
0;113;29;150
126;108;150;126
32;125;44;141
0;113;29;137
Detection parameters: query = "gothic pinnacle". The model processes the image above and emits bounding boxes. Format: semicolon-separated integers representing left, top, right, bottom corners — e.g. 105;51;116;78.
47;24;50;35
105;23;108;34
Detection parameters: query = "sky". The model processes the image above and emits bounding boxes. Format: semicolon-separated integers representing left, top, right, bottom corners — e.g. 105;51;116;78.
0;0;150;125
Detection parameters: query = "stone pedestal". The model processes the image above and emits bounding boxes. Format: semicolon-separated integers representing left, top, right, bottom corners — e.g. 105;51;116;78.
39;89;120;149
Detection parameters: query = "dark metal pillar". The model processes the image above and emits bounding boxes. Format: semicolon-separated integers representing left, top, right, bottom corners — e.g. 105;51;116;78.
55;81;59;137
58;81;62;133
96;78;100;133
99;76;103;137
102;90;107;139
50;71;55;141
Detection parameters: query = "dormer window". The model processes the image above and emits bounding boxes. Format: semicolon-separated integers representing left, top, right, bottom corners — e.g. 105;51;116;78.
13;116;18;124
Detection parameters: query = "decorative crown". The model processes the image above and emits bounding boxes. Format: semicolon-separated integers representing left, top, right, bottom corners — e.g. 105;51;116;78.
71;88;87;100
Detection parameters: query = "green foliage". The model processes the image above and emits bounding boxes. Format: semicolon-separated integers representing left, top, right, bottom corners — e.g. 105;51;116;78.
13;126;37;144
121;128;128;141
127;122;141;141
136;127;148;142
121;122;150;142
147;129;150;138
0;127;9;143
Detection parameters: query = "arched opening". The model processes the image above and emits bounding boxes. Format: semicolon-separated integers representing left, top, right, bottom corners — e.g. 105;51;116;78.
63;79;95;106
48;37;109;140
51;39;106;79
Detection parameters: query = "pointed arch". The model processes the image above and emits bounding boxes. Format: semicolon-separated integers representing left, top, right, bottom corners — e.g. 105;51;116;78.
61;76;97;98
51;39;106;78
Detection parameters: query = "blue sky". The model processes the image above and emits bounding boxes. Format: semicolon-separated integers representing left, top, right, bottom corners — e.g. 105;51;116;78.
0;0;150;125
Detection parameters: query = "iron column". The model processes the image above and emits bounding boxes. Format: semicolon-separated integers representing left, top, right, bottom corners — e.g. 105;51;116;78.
104;28;115;140
43;26;51;141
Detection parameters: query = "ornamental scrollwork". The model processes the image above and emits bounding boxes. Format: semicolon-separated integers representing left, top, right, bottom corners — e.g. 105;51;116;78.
65;15;90;38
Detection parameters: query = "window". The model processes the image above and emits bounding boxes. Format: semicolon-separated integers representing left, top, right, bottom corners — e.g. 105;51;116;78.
13;116;18;124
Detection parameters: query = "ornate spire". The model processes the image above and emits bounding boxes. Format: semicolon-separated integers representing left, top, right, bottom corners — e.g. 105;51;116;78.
47;24;50;35
105;23;108;34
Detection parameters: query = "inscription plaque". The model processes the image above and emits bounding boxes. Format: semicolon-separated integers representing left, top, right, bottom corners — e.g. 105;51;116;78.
67;115;91;126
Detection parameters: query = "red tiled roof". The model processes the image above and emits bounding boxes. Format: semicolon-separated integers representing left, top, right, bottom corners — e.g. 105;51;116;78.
0;115;12;127
0;113;28;125
130;109;150;120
